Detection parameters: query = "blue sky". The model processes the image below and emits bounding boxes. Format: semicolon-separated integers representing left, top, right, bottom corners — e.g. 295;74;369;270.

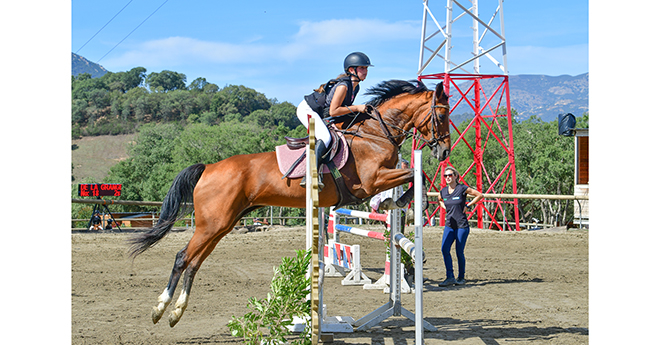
71;0;588;105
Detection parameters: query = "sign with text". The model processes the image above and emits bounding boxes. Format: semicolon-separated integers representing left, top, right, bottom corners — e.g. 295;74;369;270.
78;183;122;197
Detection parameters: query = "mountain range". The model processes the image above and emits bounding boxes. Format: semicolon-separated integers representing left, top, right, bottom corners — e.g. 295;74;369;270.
71;53;108;78
447;73;588;122
71;53;587;122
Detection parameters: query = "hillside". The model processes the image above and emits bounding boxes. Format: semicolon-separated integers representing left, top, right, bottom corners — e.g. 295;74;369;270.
71;134;135;183
71;52;108;78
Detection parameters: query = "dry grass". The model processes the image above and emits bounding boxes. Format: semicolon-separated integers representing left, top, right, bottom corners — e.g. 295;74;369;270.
71;134;136;183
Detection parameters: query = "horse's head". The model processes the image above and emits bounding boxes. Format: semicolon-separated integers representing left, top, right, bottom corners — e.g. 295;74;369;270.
421;82;451;161
364;80;451;161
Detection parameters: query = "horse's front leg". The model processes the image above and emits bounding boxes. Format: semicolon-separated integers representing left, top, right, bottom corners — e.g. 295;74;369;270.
373;168;427;211
392;177;427;210
369;167;414;193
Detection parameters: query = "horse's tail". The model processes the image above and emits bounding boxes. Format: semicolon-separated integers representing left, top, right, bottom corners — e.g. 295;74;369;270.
129;163;206;258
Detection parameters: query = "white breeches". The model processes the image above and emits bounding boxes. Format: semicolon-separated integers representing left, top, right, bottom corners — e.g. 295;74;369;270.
296;100;332;147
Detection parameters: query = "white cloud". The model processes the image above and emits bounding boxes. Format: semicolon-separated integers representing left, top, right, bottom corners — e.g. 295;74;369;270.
293;19;418;45
104;19;420;69
105;36;274;67
98;18;427;103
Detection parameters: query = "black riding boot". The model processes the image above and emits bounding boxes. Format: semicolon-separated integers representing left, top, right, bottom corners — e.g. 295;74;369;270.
300;140;329;190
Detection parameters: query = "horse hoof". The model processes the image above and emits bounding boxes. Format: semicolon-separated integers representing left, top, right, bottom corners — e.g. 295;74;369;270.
152;306;164;324
379;198;396;210
169;311;182;327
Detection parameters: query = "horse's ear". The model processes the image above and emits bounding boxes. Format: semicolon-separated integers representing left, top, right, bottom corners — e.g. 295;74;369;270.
435;82;448;103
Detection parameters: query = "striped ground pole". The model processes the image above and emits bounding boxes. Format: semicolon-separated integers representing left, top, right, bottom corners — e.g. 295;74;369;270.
333;208;389;222
334;224;386;241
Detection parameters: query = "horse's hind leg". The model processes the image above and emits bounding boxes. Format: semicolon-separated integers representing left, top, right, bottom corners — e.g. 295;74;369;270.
168;266;195;326
168;235;224;327
152;247;188;324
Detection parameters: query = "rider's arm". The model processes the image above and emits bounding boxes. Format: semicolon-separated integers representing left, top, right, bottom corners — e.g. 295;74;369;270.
328;84;367;117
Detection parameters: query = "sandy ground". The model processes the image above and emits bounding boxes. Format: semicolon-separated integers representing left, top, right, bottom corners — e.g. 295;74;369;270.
71;225;588;344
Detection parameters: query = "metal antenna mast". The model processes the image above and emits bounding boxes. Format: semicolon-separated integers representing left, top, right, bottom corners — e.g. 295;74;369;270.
418;0;508;76
415;0;520;231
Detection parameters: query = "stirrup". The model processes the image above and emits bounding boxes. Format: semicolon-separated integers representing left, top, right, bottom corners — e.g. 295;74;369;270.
285;136;309;150
300;174;325;190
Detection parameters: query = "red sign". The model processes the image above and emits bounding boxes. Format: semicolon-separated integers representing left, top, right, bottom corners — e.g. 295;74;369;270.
78;184;122;197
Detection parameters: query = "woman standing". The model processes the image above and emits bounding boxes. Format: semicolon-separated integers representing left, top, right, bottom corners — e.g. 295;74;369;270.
438;166;483;286
296;52;373;189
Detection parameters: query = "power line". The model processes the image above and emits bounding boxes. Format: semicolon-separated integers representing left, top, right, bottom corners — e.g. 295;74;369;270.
75;0;134;55
97;0;170;63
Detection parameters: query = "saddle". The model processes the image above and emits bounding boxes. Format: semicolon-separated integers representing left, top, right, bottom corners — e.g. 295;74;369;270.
275;124;364;207
276;124;346;178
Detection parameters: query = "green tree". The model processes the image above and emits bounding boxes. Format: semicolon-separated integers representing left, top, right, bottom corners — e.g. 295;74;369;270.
72;72;107;100
188;77;209;91
192;92;214;116
244;101;298;129
106;123;183;202
145;70;187;93
270;102;299;129
158;90;194;122
72;99;88;124
512;115;581;225
100;72;125;92
122;67;147;90
202;82;219;94
210;85;271;120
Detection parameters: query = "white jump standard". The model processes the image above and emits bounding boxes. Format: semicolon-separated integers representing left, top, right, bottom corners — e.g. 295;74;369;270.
305;122;435;341
352;152;436;334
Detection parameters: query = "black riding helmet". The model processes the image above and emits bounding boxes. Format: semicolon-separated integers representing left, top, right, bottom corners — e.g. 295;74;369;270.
343;52;373;75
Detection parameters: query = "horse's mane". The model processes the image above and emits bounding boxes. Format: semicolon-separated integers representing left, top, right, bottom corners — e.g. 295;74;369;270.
365;80;429;107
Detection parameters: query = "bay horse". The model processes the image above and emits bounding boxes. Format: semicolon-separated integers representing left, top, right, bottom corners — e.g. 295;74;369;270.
129;79;451;327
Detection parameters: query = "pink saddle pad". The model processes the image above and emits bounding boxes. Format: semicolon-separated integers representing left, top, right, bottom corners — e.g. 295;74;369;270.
275;134;350;179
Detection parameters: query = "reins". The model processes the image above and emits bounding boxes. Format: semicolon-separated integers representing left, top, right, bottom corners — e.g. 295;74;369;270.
359;90;450;149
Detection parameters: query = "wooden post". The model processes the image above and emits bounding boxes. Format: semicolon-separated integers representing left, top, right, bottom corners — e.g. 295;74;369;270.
307;118;320;344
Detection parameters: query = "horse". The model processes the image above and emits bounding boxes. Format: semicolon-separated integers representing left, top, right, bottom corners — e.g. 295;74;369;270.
129;79;451;327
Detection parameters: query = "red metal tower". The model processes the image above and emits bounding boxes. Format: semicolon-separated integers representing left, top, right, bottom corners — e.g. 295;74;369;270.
414;0;520;230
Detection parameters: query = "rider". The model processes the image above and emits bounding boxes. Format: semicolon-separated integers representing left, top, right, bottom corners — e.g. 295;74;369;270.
296;52;373;189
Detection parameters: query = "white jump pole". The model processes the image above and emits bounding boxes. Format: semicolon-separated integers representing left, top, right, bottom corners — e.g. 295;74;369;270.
352;153;436;333
414;149;437;343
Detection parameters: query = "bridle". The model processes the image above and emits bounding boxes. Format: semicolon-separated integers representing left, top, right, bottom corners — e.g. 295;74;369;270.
364;88;450;149
415;89;451;150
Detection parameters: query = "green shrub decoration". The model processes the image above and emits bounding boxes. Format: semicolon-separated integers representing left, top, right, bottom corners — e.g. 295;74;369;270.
228;249;312;345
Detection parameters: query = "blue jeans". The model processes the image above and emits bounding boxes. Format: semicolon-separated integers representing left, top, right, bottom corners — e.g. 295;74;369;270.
441;226;470;280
